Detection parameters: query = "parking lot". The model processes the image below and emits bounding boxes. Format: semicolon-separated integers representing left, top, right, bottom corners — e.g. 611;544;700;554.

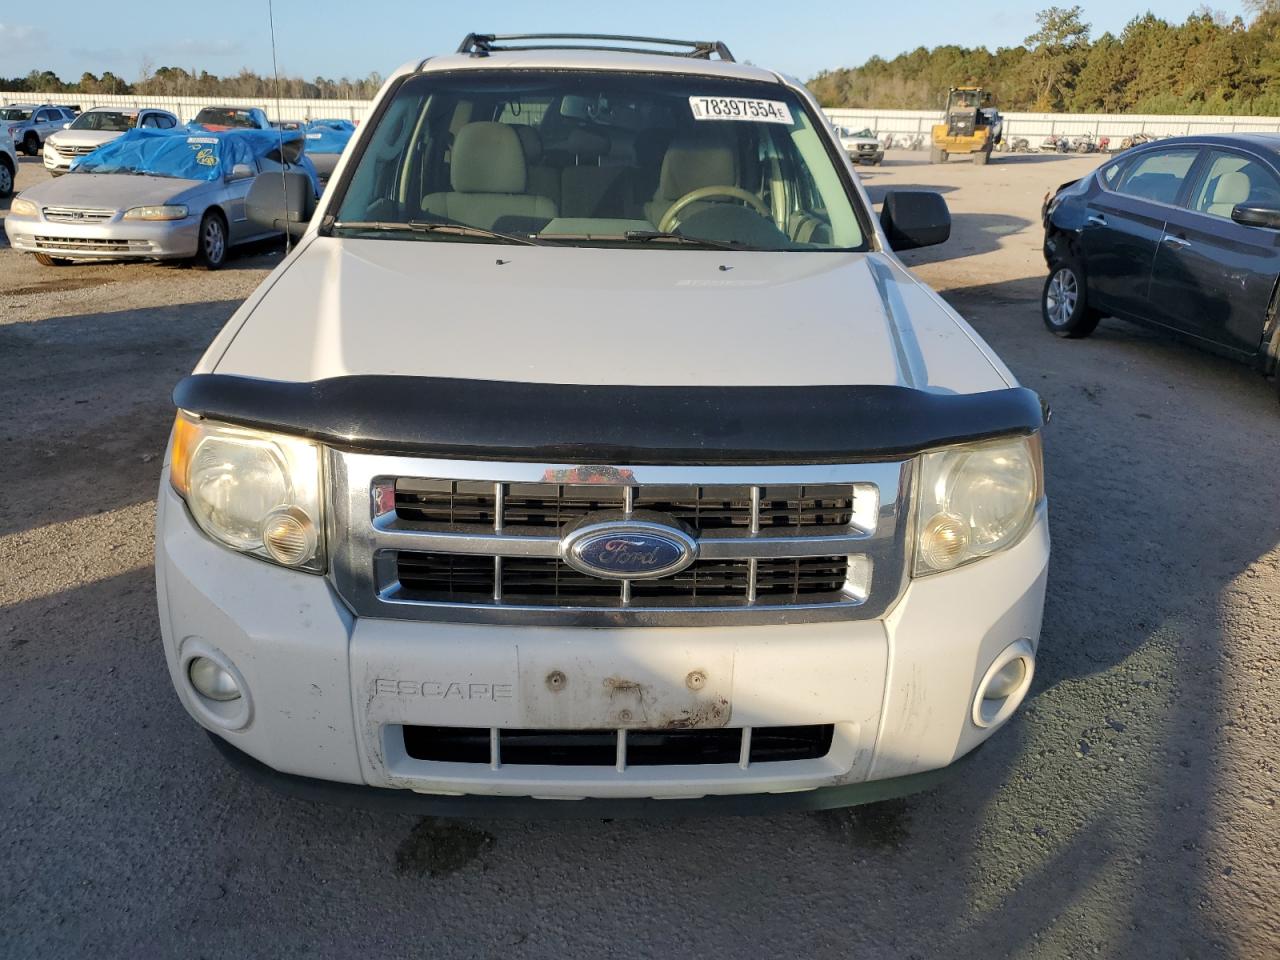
2;147;1277;959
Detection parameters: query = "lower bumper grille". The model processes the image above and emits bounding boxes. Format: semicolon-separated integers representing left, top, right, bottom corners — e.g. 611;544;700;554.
33;235;148;252
402;724;834;767
395;551;852;607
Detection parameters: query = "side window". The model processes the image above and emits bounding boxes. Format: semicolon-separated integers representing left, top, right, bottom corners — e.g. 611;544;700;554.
1099;160;1125;190
140;113;159;128
36;109;54;123
158;115;176;129
1115;149;1201;205
1189;150;1280;220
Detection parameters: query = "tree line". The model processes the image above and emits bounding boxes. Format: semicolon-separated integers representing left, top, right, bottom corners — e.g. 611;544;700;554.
2;66;383;101
808;3;1280;115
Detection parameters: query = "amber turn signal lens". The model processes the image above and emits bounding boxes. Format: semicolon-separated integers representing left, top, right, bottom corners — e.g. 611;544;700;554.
169;412;201;497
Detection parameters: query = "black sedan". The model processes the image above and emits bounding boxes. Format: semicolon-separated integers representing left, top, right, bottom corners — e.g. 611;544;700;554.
1041;134;1280;394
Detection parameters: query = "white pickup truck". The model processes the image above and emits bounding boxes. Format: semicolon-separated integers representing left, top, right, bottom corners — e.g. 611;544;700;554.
157;33;1049;816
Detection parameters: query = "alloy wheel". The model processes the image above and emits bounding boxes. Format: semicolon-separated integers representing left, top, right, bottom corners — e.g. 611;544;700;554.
204;217;226;265
1046;268;1078;326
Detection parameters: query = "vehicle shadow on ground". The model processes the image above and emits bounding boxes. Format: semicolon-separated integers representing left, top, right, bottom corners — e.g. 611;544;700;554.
895;212;1031;263
0;300;243;537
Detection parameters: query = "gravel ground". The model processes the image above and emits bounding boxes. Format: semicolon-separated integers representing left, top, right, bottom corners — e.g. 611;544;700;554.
2;148;1277;959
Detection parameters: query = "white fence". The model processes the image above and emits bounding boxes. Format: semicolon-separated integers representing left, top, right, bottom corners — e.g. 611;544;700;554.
825;107;1280;145
0;92;371;124
6;90;1280;140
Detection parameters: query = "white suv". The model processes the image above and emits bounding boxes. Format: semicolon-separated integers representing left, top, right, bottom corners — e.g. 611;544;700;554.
157;34;1049;816
0;124;15;198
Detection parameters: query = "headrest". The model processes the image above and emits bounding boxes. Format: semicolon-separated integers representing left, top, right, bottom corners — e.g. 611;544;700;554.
451;122;526;194
512;124;542;165
656;133;737;201
1214;171;1250;206
543;127;609;160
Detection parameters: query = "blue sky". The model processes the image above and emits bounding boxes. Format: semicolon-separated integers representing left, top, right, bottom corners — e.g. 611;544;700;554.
2;1;1255;84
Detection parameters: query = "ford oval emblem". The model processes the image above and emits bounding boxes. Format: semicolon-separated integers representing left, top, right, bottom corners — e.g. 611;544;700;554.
561;520;698;580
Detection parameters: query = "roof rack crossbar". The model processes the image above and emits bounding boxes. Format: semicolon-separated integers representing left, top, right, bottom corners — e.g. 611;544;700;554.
457;33;735;62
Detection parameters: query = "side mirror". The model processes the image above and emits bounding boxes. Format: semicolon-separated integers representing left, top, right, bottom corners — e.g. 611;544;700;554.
1231;203;1280;230
880;191;951;250
62;122;71;129
246;171;315;238
228;163;254;181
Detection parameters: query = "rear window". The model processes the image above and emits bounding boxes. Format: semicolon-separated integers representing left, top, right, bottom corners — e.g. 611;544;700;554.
193;108;260;129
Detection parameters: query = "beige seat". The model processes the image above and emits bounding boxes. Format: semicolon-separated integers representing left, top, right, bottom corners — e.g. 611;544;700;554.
422;122;556;229
512;125;561;211
1205;170;1250;219
643;131;738;226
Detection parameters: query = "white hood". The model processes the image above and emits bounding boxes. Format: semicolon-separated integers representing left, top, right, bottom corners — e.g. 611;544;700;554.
211;236;1011;393
46;129;123;150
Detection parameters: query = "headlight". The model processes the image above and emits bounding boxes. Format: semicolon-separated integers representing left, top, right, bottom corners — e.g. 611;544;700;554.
124;204;189;221
9;197;38;217
169;412;325;572
913;433;1043;576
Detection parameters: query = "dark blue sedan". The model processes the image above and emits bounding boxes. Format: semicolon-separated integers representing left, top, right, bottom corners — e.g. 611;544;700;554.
1041;134;1280;392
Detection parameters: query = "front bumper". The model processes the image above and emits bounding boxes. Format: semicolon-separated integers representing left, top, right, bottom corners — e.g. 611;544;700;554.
156;482;1049;809
849;148;884;164
4;212;200;260
43;149;71;173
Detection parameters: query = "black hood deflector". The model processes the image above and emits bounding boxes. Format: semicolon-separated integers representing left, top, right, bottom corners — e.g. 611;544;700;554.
174;374;1045;464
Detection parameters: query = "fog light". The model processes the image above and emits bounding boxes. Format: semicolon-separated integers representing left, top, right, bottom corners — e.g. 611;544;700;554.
972;640;1035;728
919;513;968;570
262;506;317;567
984;658;1026;701
189;656;241;702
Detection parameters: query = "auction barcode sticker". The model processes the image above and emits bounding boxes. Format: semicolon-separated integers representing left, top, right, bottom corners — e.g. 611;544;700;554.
689;96;793;124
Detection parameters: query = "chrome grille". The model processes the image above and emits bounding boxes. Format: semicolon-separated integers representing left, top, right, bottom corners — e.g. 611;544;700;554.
394;479;856;531
56;144;104;157
329;454;911;626
41;206;114;223
395;551;852;606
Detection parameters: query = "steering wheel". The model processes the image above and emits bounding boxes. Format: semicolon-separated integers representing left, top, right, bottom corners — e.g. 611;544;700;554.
658;186;770;233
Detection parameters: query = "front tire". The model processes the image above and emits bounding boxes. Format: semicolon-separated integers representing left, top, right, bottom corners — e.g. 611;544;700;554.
1042;260;1101;338
22;132;39;156
930;147;946;164
0;160;13;197
34;253;72;266
193;211;227;270
973;148;990;166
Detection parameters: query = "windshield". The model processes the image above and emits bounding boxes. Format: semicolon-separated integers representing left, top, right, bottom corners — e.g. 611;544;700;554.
333;70;866;251
71;111;138;132
193;108;259;129
1;108;33;121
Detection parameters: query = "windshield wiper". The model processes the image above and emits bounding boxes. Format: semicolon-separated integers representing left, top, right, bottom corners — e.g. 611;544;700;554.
331;219;543;246
620;230;756;251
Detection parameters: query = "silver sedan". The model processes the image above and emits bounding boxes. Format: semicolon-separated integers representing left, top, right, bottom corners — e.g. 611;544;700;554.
4;129;308;268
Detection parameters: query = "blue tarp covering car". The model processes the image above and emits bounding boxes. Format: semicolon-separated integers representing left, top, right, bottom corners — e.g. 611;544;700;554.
70;127;320;195
302;119;355;156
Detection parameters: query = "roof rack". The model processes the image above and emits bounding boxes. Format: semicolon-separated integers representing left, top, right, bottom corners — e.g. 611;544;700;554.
456;33;735;62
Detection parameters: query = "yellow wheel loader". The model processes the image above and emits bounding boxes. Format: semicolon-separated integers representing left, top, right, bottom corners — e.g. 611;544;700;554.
930;87;1002;165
